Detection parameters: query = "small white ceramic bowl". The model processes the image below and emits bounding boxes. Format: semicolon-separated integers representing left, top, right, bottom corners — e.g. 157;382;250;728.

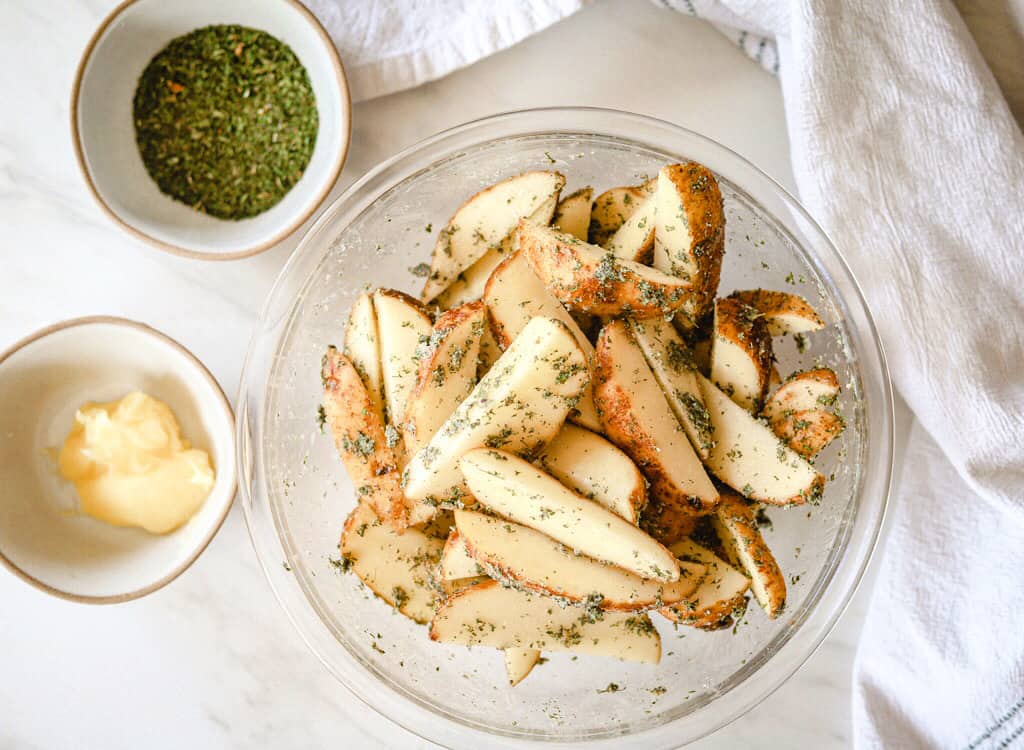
71;0;351;260
0;317;237;602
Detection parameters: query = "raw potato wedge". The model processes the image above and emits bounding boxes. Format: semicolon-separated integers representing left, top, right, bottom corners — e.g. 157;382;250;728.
552;187;593;241
403;316;590;508
605;195;655;262
344;292;385;423
484;250;601;432
403;301;486;456
729;289;825;336
659;538;750;630
710;297;774;413
430;580;662;663
594;321;719;515
455;510;703;610
439;531;483;581
504;648;541;687
535;423;646;523
373;289;434;429
519;221;692;318
770;409;845;459
652;163;725;325
437;194;560;310
628;318;715;460
710;492;786;619
761;368;840;420
422;171;566;301
340;502;443;624
588;180;657;246
640;496;700;547
460;449;680;582
697;373;825;506
322;348;407;529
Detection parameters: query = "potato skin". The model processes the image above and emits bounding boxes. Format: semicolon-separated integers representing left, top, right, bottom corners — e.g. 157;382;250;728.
712;491;786;619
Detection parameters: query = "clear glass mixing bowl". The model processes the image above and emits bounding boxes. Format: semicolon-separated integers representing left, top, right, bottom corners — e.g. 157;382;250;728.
238;108;893;748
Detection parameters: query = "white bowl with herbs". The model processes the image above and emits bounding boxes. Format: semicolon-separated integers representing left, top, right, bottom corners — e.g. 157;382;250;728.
71;0;350;260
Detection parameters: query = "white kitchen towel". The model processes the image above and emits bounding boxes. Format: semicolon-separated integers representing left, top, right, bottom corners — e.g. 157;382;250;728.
305;1;1024;747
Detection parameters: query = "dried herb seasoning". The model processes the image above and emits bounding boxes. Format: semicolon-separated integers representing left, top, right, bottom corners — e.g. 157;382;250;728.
133;25;318;220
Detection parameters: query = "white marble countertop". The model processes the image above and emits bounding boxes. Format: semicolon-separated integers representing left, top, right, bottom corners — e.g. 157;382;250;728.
0;1;910;747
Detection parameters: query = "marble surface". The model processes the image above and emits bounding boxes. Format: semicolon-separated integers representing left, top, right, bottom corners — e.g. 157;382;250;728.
0;1;911;747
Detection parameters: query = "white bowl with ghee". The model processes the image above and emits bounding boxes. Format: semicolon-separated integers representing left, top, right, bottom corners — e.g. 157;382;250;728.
0;317;236;602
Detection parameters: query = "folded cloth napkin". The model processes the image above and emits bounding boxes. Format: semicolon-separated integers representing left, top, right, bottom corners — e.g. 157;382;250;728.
306;1;1024;746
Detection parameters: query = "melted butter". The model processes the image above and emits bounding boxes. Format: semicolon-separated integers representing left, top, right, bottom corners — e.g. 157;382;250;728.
57;391;215;534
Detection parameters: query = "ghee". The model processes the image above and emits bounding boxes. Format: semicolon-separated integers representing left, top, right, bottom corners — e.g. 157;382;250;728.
57;391;215;534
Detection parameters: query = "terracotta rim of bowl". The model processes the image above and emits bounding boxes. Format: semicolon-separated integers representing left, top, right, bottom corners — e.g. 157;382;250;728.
69;0;352;261
0;316;238;603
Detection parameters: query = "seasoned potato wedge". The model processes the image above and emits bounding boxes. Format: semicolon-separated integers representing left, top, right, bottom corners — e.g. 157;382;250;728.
437;193;560;310
659;538;750;629
552;187;593;241
439;531;484;581
461;448;680;582
729;289;825;336
519;221;693;318
628;318;715;460
605;195;655;262
344;291;386;424
594;321;719;515
455;510;703;610
430;580;662;663
697;373;825;505
588;180;656;246
403;301;486;457
422;171;566;301
373;289;434;431
340;503;443;623
484;250;601;431
535;423;647;523
403;316;589;509
710;297;774;412
640;496;700;547
652;163;725;325
322;348;407;529
504;648;541;687
762;368;840;419
770;409;845;459
711;492;786;619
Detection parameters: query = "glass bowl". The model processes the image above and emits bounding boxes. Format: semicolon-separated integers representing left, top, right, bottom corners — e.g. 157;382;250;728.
238;108;893;748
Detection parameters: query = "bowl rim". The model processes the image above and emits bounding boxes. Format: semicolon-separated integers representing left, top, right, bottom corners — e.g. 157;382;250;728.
239;106;895;746
0;315;238;604
69;0;352;261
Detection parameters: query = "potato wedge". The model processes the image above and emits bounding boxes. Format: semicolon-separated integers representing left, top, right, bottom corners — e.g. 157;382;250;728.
639;496;700;547
430;580;661;663
770;409;845;459
484;250;601;432
605;195;655;262
422;171;566;301
710;492;786;619
340;502;443;624
697;373;825;505
460;449;680;582
652;163;725;325
535;423;646;524
437;193;560;310
552;187;593;241
588;180;656;246
729;289;825;336
628;318;715;460
455;510;703;610
403;316;589;509
504;648;541;687
658;538;750;629
519;221;692;318
710;297;774;412
322;348;407;529
439;531;483;581
344;292;386;424
403;301;486;456
373;289;434;431
594;321;719;515
761;368;840;420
